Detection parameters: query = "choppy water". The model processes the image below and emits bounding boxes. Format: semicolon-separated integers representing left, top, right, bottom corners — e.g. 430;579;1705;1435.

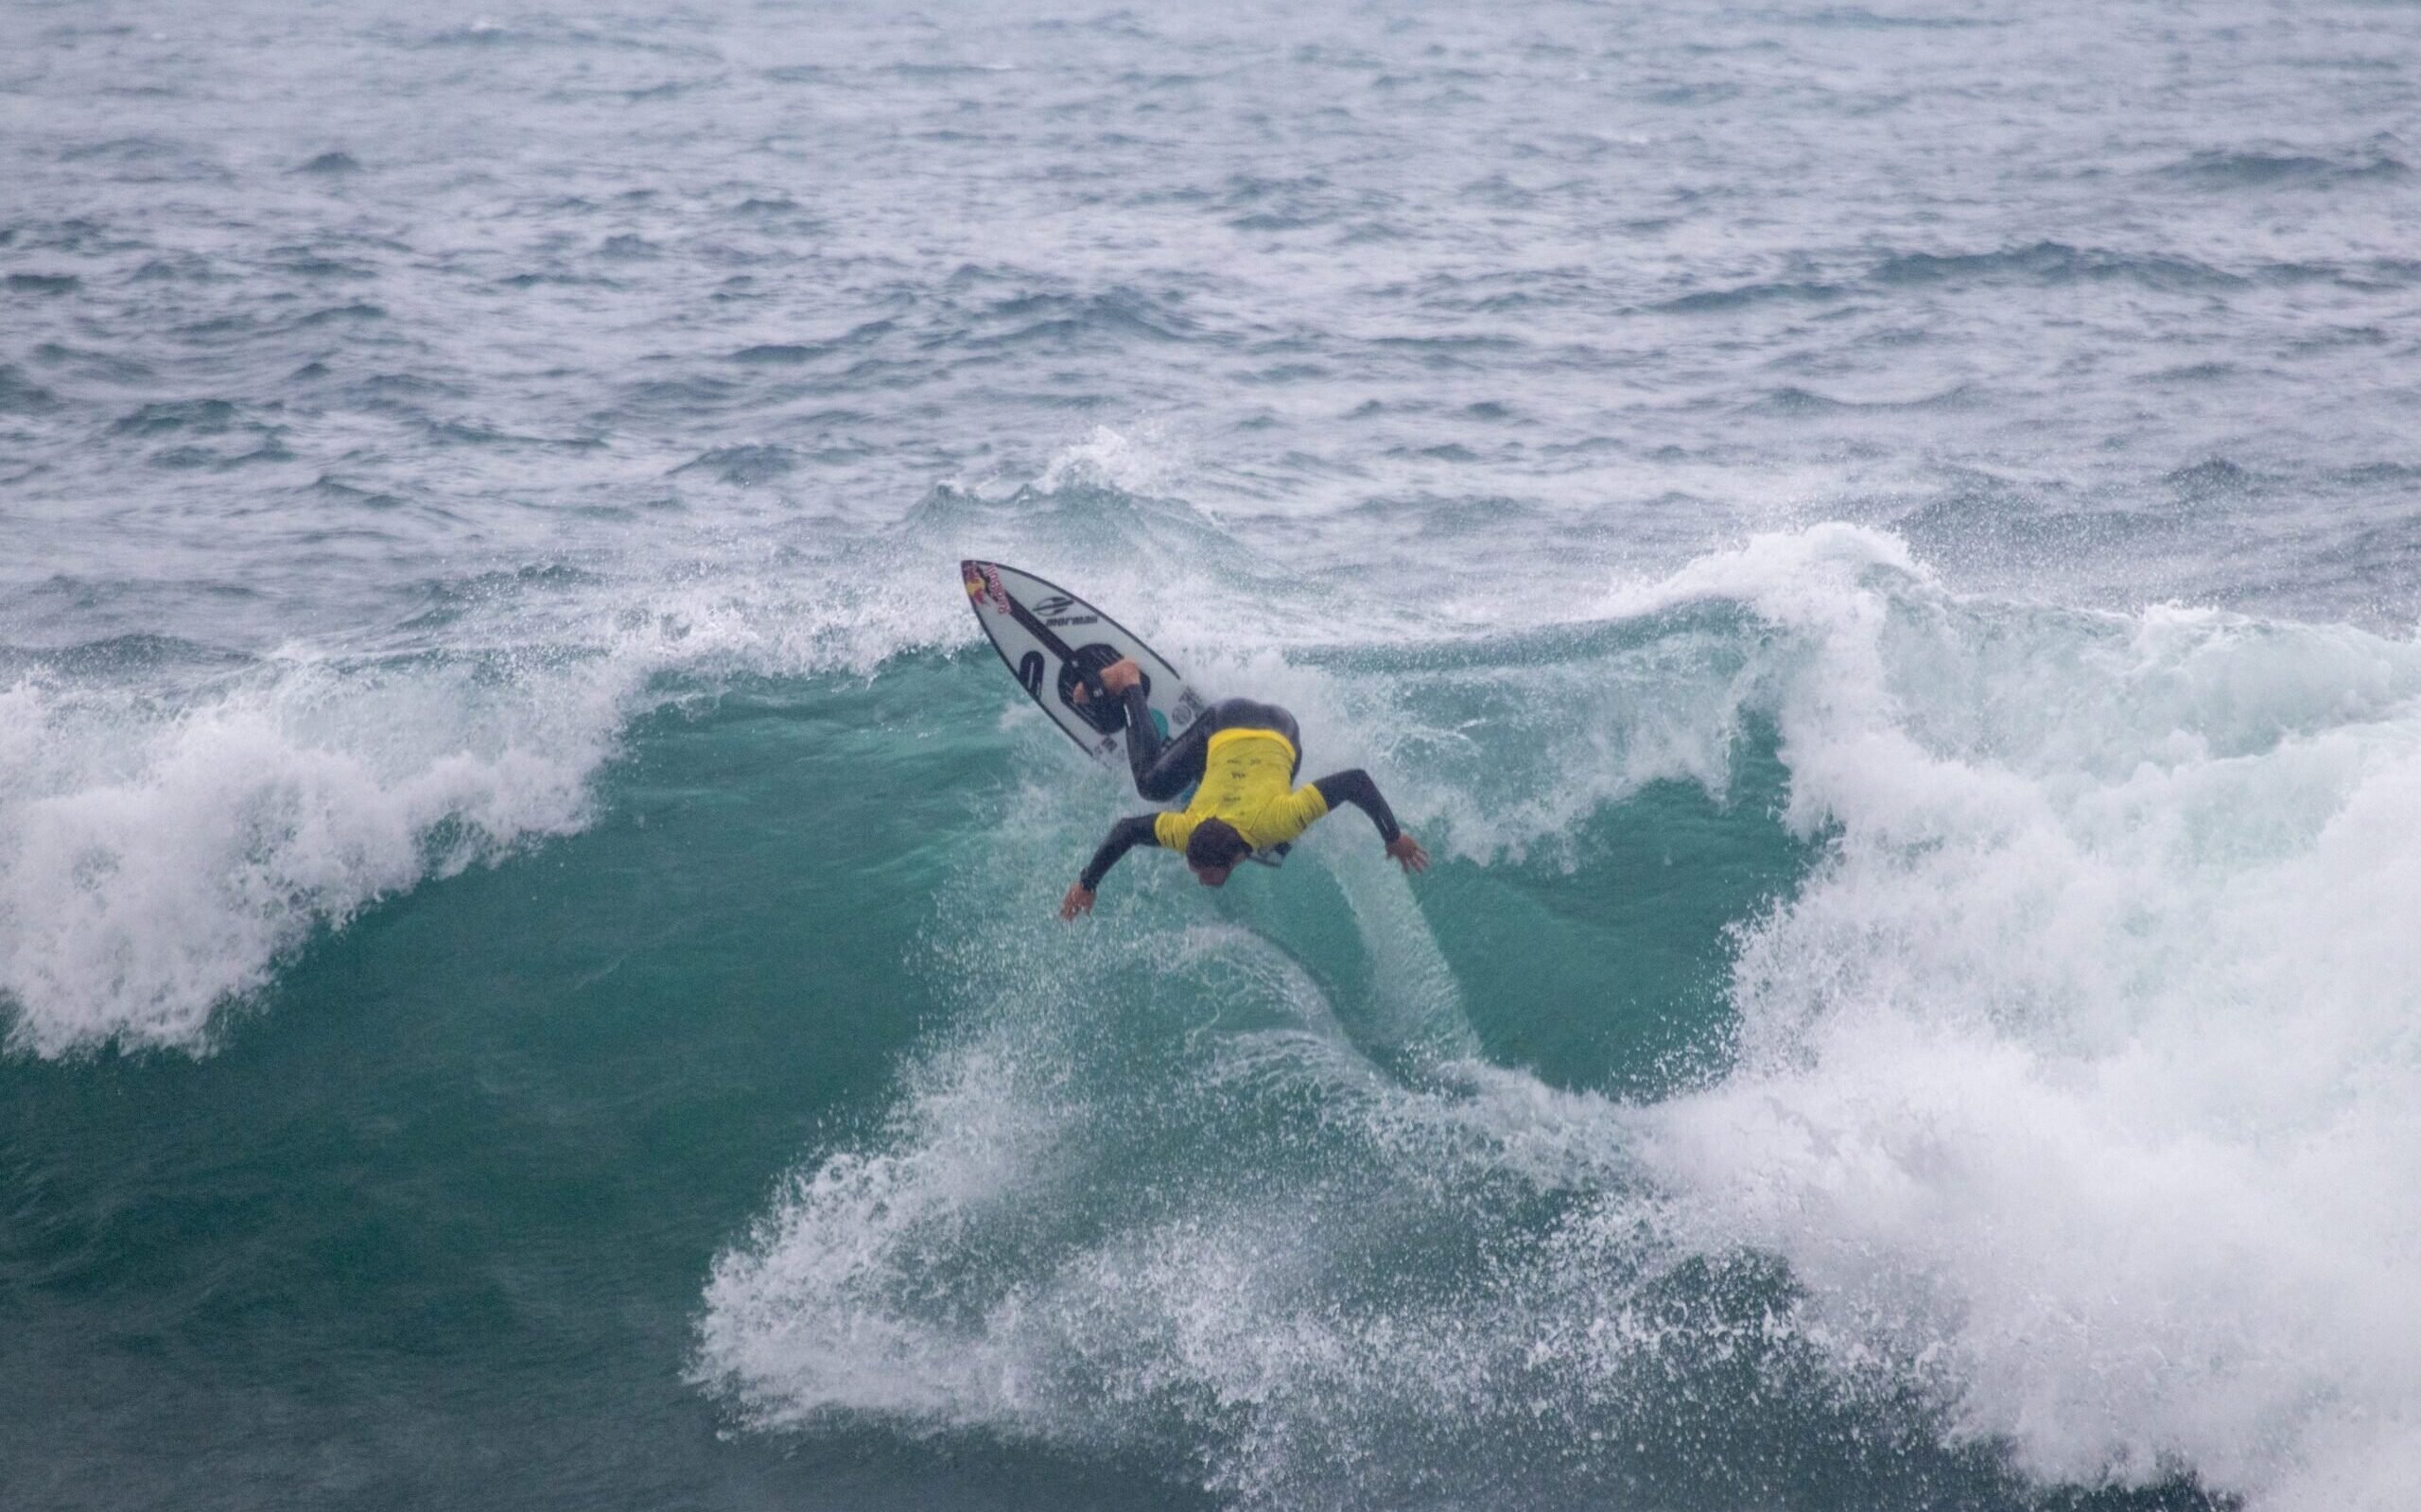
6;2;2420;1508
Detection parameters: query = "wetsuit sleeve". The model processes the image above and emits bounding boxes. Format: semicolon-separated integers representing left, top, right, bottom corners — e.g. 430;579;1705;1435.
1123;686;1214;802
1079;813;1165;892
1310;770;1402;845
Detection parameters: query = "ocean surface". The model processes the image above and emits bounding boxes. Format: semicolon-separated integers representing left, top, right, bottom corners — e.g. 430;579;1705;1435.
5;1;2419;1507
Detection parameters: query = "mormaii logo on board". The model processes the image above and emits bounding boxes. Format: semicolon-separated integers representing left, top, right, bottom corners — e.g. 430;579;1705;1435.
1030;593;1096;627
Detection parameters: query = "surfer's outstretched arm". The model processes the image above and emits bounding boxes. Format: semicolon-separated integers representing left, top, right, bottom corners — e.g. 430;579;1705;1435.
1081;814;1159;889
1061;813;1161;918
1311;769;1431;873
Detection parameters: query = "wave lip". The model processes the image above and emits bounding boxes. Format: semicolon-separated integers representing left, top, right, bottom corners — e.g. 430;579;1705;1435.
0;510;1015;1058
0;654;605;1057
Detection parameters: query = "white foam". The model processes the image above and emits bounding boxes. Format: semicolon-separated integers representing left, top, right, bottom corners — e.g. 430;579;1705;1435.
695;1017;1090;1430
691;992;1648;1506
0;655;607;1055
0;530;990;1057
1034;422;1196;500
1620;526;2421;1509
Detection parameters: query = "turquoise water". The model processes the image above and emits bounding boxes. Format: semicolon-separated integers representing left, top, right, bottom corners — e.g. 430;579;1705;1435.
8;1;2421;1507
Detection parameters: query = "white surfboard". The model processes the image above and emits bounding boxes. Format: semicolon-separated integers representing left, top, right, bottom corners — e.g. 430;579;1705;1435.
960;560;1210;763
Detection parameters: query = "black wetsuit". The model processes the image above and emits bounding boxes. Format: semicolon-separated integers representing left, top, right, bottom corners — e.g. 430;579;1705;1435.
1078;687;1404;891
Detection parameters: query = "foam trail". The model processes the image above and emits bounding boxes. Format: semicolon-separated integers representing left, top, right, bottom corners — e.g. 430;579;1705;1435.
694;1014;1093;1430
694;975;1663;1510
1325;839;1478;1065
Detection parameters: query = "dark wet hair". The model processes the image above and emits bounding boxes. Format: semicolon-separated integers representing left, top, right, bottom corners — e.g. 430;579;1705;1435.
1186;819;1251;871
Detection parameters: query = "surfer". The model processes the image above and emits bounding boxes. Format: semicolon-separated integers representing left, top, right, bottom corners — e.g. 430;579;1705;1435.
1059;658;1429;919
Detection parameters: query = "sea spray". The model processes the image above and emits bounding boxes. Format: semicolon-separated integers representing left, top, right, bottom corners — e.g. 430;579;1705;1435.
1625;530;2421;1509
0;655;601;1053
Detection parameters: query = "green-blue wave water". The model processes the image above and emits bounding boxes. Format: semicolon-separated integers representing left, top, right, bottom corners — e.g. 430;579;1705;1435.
9;0;2421;1507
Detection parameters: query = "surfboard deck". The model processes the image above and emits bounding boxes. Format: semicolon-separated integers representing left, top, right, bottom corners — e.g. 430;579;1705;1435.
960;560;1210;763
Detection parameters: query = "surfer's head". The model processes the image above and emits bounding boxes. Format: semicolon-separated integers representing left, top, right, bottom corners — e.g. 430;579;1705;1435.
1186;820;1250;886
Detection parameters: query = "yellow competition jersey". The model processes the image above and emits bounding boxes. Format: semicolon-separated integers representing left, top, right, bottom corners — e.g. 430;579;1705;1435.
1154;728;1330;854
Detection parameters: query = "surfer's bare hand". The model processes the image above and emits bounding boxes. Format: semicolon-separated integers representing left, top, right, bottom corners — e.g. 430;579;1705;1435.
1098;658;1143;695
1059;883;1096;920
1386;834;1431;874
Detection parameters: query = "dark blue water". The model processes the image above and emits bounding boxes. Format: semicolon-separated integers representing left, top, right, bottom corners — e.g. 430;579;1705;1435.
7;2;2420;1507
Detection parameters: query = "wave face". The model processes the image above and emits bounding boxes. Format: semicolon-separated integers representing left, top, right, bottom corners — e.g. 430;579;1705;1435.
9;0;2421;1507
688;525;2421;1512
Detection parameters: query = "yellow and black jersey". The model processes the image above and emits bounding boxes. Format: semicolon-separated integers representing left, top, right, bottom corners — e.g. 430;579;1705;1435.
1077;690;1403;892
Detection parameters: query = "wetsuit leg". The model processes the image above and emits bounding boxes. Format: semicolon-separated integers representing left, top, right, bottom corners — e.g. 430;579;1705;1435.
1121;692;1303;798
1205;698;1298;747
1122;686;1212;801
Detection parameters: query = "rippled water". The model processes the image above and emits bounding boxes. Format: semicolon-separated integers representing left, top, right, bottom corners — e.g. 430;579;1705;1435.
5;2;2419;1509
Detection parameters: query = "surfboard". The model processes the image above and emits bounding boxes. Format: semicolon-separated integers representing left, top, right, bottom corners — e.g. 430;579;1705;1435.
960;560;1210;763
